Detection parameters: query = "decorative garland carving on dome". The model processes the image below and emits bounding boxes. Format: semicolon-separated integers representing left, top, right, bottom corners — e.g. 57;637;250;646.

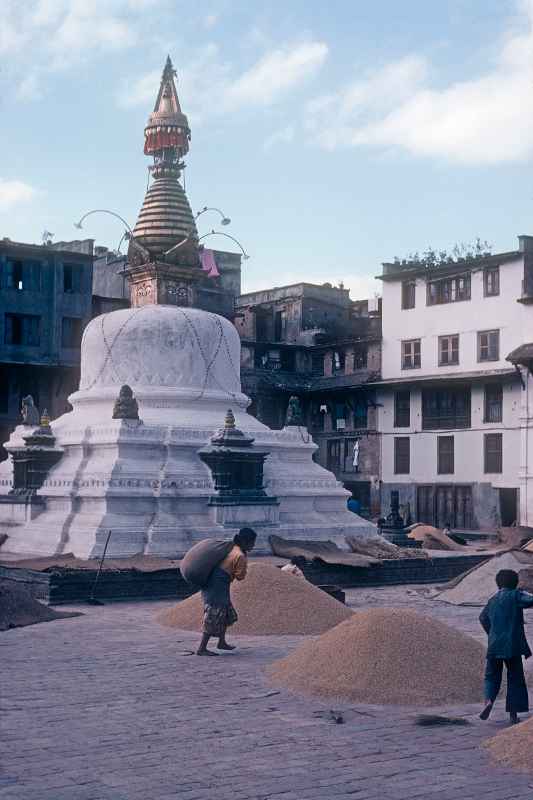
80;306;246;403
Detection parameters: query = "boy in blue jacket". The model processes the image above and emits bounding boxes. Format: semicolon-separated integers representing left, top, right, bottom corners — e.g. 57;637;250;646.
479;568;533;724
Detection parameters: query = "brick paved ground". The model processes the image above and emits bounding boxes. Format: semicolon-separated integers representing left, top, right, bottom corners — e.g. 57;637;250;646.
1;585;533;800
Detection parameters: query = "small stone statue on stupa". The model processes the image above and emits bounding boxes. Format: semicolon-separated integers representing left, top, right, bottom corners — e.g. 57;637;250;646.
285;395;304;427
21;395;40;426
112;385;139;420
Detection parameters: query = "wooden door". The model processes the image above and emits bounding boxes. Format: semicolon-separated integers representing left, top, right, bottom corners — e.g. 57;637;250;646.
417;486;435;525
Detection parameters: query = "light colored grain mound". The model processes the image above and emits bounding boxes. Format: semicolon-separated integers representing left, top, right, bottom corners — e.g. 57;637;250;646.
156;562;353;635
0;580;81;631
498;527;533;550
434;550;533;606
267;607;485;706
346;535;428;560
484;716;533;773
408;525;467;551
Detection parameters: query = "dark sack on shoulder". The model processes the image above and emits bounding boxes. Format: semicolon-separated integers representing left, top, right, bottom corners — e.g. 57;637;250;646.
180;539;233;588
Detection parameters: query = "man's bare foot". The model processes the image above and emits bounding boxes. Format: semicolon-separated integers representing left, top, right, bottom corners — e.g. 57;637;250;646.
196;649;218;656
217;642;236;651
479;701;493;721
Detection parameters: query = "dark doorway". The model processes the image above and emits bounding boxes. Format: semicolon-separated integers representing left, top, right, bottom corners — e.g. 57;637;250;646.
499;488;518;526
255;310;269;342
345;481;371;518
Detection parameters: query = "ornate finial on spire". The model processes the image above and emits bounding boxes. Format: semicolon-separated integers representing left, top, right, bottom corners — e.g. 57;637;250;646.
144;56;190;164
40;409;51;428
224;409;236;429
162;54;177;82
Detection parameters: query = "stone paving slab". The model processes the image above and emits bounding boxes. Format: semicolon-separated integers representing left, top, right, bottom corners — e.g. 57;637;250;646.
1;585;532;800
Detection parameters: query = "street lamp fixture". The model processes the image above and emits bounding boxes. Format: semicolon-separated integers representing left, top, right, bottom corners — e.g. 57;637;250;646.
195;206;231;226
74;209;134;235
199;230;250;260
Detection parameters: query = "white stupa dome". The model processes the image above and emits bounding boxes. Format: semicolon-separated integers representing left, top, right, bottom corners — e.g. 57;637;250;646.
65;305;249;425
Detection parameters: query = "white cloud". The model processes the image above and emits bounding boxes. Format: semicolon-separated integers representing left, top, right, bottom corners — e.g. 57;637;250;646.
118;69;161;109
225;41;328;108
204;13;218;29
119;39;328;120
0;179;39;212
263;125;295;151
306;2;533;164
118;44;232;122
2;0;161;94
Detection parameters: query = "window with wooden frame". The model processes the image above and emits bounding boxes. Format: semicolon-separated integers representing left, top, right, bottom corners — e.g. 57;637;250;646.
4;260;41;292
344;438;360;472
327;439;342;471
401;280;416;309
350;393;368;429
427;274;471;305
4;314;41;346
483;266;500;297
333;350;345;373
394;391;410;427
63;263;82;293
484;433;502;473
478;330;499;362
437;436;454;474
484;384;503;423
401;339;421;369
422;387;471;430
311;352;324;376
439;334;459;366
61;317;83;349
394;437;410;474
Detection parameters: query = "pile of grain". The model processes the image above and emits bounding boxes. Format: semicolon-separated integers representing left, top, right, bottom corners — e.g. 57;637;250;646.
484;716;533;773
0;580;81;631
434;550;533;606
345;535;428;560
408;525;467;551
267;607;485;706
498;527;533;550
156;562;353;635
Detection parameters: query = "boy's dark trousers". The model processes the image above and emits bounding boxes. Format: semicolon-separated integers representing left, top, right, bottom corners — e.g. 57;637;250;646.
484;656;529;712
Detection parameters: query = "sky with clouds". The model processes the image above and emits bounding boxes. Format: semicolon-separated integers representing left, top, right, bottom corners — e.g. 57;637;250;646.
0;0;532;298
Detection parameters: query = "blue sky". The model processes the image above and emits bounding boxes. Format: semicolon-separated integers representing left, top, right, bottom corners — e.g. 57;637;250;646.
0;0;532;298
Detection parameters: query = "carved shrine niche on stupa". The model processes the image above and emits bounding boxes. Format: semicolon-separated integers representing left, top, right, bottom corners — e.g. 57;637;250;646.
128;264;197;308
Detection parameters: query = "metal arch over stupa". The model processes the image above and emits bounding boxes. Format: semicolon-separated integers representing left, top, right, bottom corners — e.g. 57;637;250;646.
127;56;200;307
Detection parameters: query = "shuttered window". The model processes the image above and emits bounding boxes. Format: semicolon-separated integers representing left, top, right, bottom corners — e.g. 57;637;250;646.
437;436;454;474
484;433;503;473
484;384;503;423
478;330;499;362
394;437;410;474
394;391;410;427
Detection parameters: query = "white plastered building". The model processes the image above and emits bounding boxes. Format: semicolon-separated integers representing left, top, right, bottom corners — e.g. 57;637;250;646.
375;235;533;530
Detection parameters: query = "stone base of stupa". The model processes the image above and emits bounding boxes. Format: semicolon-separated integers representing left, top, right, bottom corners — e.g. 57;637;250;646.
0;306;377;558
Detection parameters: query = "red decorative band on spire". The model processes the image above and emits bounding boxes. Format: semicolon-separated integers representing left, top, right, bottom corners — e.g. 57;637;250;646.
144;129;189;155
